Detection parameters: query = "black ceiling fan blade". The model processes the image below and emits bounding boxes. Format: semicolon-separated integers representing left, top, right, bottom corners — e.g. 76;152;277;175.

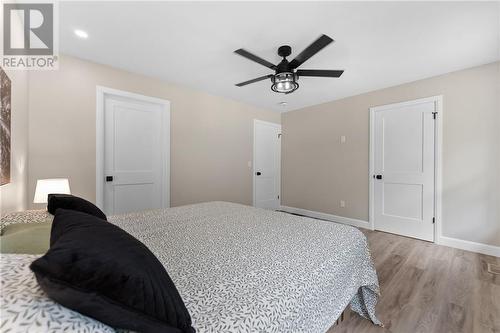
234;49;276;70
289;34;334;69
235;74;273;87
297;69;344;77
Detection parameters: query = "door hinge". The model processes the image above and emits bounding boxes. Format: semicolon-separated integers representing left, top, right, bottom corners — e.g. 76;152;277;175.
432;217;435;224
432;112;437;119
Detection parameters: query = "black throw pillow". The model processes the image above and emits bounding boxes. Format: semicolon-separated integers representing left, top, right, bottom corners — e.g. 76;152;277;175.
47;194;107;220
30;209;195;333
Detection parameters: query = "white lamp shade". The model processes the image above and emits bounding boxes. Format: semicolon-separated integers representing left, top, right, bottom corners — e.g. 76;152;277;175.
34;178;71;203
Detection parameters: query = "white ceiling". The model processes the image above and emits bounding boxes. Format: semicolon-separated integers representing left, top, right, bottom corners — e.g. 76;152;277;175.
60;2;499;112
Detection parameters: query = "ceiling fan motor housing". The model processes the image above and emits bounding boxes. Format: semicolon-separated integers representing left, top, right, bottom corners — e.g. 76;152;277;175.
277;45;293;74
278;45;292;58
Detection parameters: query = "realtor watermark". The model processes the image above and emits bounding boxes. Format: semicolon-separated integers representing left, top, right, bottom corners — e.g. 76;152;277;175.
1;1;59;70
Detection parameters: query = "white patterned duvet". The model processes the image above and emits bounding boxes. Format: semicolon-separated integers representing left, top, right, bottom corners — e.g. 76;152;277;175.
0;201;381;332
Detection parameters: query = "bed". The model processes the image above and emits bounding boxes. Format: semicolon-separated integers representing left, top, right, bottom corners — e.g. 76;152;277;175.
1;201;381;332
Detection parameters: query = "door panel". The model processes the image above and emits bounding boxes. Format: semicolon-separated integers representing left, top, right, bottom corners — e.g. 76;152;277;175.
383;183;423;220
113;106;157;171
114;183;157;214
103;95;167;215
254;121;281;210
373;101;436;241
381;110;424;173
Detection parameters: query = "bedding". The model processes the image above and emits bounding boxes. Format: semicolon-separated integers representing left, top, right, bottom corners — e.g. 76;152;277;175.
0;209;53;235
1;254;118;332
31;209;194;333
0;201;381;332
0;221;51;254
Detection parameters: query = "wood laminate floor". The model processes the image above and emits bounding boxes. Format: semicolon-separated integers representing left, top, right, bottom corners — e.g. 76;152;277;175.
330;229;500;333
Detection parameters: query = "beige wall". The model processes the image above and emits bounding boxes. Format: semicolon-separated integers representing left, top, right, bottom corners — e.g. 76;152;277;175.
282;61;500;247
0;11;30;216
28;55;279;209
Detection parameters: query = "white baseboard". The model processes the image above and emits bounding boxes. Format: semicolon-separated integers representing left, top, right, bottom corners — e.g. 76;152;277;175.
437;236;500;257
280;206;500;258
279;206;372;230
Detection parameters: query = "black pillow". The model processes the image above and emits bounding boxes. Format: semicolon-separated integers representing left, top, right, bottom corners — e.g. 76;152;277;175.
30;209;195;333
47;194;107;220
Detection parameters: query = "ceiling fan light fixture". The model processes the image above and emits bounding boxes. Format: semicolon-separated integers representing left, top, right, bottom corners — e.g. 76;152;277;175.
271;72;299;94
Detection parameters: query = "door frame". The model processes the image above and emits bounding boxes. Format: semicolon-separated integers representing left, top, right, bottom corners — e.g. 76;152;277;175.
95;86;171;210
368;95;443;242
253;119;282;208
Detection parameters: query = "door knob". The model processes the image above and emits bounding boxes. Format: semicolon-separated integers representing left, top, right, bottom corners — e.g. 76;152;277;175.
375;175;383;180
106;176;113;182
255;172;262;176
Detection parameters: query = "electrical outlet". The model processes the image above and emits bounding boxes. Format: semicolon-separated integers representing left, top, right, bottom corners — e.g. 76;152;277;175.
340;200;346;208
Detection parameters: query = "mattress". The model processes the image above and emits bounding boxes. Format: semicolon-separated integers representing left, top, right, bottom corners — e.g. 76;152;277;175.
0;201;380;332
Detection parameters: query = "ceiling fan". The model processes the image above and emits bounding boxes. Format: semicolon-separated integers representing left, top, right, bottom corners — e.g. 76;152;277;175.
234;34;344;94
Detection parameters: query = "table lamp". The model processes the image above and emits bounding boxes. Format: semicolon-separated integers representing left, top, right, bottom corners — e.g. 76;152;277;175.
34;178;71;204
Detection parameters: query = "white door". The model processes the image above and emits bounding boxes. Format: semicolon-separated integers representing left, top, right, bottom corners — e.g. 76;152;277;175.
371;98;437;241
101;90;169;215
254;120;281;210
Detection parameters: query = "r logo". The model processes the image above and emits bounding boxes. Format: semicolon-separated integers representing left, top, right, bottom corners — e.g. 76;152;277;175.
3;3;54;55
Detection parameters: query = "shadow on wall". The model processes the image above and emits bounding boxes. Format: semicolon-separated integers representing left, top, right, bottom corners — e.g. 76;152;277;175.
443;166;500;246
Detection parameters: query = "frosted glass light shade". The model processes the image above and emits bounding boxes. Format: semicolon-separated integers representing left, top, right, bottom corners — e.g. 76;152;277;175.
34;178;71;203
